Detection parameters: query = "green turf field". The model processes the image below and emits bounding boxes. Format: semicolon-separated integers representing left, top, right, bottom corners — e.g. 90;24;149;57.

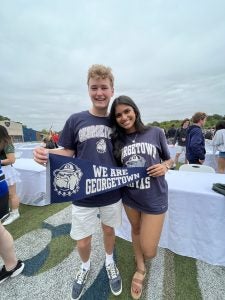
3;202;224;300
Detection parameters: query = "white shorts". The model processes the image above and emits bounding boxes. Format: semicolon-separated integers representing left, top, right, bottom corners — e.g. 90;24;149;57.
70;200;122;240
176;146;186;154
1;165;20;186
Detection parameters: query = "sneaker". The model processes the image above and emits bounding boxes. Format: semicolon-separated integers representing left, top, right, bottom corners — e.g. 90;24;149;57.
0;260;25;284
2;212;20;225
0;212;10;223
71;268;90;300
106;262;122;296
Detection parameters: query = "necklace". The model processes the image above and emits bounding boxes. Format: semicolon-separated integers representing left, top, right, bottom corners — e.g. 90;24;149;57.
128;133;138;143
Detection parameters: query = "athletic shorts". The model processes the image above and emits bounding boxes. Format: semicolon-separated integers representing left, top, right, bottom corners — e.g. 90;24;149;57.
70;200;122;240
219;152;225;158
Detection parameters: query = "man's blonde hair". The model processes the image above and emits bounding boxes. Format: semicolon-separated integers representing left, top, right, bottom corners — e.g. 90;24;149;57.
87;64;114;87
192;112;207;123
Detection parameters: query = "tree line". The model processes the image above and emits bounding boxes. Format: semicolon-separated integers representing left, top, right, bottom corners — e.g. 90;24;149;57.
1;114;225;133
147;114;225;131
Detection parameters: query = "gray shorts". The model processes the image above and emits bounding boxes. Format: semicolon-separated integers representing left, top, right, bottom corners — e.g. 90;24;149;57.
70;200;122;240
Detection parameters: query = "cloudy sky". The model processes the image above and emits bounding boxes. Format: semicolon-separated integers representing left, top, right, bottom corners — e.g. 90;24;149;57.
1;0;225;131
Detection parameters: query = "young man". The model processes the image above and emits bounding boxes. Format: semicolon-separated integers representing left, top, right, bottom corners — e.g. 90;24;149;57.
0;165;24;284
33;65;122;300
186;112;207;164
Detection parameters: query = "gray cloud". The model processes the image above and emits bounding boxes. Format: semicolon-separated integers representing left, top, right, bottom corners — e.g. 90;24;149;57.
1;0;225;131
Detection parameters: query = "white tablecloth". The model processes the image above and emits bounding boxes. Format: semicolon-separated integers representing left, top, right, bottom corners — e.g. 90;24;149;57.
15;143;42;159
14;159;225;266
14;159;48;206
168;144;218;171
116;170;225;266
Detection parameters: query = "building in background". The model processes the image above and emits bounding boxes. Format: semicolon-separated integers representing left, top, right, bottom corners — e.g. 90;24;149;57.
0;120;23;142
22;126;43;142
0;121;44;142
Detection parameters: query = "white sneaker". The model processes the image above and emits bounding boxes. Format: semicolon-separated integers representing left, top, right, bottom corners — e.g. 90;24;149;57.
2;212;20;225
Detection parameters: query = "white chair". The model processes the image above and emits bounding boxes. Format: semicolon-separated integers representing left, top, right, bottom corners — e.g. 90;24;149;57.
179;164;215;173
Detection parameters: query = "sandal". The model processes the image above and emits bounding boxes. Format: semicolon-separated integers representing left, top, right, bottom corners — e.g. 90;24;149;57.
131;268;146;299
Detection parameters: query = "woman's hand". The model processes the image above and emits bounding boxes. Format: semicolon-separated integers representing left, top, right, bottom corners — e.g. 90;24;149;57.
146;163;168;177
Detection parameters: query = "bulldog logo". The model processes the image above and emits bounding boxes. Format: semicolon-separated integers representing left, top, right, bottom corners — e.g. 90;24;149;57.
125;155;146;168
53;163;83;197
96;139;106;153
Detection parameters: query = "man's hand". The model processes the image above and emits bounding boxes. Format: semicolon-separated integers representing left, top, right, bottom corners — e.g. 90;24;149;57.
33;147;49;166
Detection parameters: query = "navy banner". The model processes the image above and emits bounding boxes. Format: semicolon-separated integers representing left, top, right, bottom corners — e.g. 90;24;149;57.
47;154;148;203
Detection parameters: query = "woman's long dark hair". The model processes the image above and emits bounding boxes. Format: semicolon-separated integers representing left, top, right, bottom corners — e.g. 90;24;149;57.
109;95;149;164
0;125;11;151
215;120;225;131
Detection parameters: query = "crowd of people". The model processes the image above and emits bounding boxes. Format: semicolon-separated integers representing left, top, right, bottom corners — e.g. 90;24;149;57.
165;114;225;173
1;64;224;299
42;130;59;149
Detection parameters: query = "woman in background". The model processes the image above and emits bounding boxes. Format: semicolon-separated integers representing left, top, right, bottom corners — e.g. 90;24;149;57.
110;95;173;299
212;120;225;173
172;118;190;167
0;125;20;225
0;163;24;283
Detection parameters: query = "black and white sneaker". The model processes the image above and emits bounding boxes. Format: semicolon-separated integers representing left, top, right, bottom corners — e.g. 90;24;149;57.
0;260;25;284
106;262;122;296
71;268;90;300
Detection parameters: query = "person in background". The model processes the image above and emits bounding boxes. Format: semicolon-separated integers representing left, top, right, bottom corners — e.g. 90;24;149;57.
204;128;214;140
212;120;225;173
51;131;59;148
0;125;20;225
0;164;24;283
166;124;176;145
33;64;122;300
186;112;207;164
172;118;190;168
109;95;173;300
42;135;56;149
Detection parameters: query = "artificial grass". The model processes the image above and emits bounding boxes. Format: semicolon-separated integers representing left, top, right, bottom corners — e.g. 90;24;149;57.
109;237;135;300
37;234;74;274
5;202;70;239
4;202;204;299
174;254;202;300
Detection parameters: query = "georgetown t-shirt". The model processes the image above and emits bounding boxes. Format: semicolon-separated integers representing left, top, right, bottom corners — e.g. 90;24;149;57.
121;127;170;214
58;110;121;207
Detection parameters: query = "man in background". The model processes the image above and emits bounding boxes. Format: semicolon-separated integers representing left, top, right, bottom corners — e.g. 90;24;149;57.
186;112;207;164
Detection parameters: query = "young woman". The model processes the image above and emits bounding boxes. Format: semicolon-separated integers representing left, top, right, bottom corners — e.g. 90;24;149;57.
0;125;20;225
0;164;24;282
172;118;190;167
212;120;225;173
109;95;173;299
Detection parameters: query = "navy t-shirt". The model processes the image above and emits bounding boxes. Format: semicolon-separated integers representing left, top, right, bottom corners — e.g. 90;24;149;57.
58;110;121;207
120;127;170;214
